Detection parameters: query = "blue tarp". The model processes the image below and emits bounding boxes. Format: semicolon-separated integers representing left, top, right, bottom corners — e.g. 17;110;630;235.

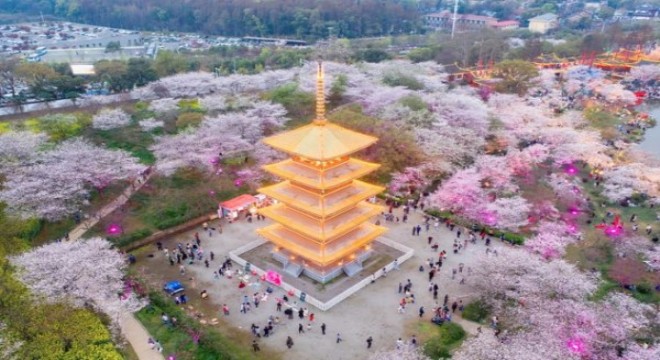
163;281;184;295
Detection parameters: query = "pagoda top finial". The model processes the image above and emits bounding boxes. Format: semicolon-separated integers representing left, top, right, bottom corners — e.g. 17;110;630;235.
313;60;327;126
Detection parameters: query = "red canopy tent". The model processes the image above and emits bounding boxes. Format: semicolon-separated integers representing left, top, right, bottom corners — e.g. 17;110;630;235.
219;194;258;220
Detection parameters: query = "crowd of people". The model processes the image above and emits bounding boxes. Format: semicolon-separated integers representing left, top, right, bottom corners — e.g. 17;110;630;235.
148;198;503;356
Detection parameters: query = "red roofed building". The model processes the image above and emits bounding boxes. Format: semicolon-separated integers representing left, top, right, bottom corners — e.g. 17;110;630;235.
219;194;258;220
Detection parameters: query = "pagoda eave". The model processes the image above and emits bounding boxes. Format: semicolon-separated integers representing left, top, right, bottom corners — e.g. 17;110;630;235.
258;202;385;242
262;158;380;191
257;223;386;266
258;180;385;218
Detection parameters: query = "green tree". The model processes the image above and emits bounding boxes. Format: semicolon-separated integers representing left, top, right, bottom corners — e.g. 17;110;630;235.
126;58;158;88
105;40;121;53
154;50;189;77
95;60;131;92
355;47;391;63
15;62;60;100
493;60;539;95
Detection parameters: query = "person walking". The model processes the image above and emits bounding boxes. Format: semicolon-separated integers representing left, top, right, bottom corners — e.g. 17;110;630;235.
252;340;260;352
419;306;425;318
336;333;343;344
298;323;304;334
321;323;326;335
452;301;458;313
286;336;294;349
396;338;404;350
366;336;373;349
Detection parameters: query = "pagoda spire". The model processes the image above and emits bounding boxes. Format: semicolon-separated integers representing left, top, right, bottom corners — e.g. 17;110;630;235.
314;60;327;125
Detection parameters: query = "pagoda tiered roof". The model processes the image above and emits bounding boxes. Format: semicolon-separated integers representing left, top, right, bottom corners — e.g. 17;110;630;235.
262;158;380;190
258;202;384;241
258;180;384;218
261;122;377;161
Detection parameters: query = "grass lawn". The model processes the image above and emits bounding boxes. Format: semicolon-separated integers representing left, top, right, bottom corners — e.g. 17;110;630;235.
564;164;659;304
92;167;250;246
135;291;280;360
413;321;466;359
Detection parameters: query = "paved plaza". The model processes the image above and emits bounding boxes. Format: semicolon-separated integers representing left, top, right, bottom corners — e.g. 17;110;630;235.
135;203;504;359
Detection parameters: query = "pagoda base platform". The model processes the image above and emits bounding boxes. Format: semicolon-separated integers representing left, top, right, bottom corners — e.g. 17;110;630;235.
271;248;374;283
230;237;413;310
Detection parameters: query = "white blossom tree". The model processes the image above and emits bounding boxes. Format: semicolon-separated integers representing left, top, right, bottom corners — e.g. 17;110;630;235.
0;131;47;171
10;237;146;322
92;108;131;130
138;118;164;132
151;100;288;175
0;139;145;220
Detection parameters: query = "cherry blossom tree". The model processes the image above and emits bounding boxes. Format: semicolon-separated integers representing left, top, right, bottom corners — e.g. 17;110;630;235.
151;101;288;175
483;196;531;230
430;168;485;215
10;237;146;323
199;94;227;112
389;167;427;196
151;129;252;176
422;90;491;136
92;108;131;130
526;220;581;259
0;139;145;220
589;80;638;106
148;97;179;114
0;131;47;171
602;163;660;202
628;64;660;83
462;251;656;360
138;118;164;132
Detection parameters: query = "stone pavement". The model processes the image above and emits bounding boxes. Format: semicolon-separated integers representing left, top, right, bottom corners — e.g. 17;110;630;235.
137;203;506;359
70;172;164;360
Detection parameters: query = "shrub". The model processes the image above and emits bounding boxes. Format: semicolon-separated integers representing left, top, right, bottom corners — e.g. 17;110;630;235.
177;99;205;113
461;299;491;323
399;95;427;111
31;113;92;141
176;112;204;129
424;322;466;359
383;71;424;90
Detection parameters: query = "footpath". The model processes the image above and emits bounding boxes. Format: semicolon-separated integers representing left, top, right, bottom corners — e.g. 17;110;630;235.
69;172;164;360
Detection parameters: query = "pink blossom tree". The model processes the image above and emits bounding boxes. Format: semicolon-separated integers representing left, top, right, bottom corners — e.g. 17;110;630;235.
389;167;427;196
526;220;581;259
10;237;146;323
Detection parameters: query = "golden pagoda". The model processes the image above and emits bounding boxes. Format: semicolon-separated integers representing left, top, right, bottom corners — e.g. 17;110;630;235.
257;62;387;282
